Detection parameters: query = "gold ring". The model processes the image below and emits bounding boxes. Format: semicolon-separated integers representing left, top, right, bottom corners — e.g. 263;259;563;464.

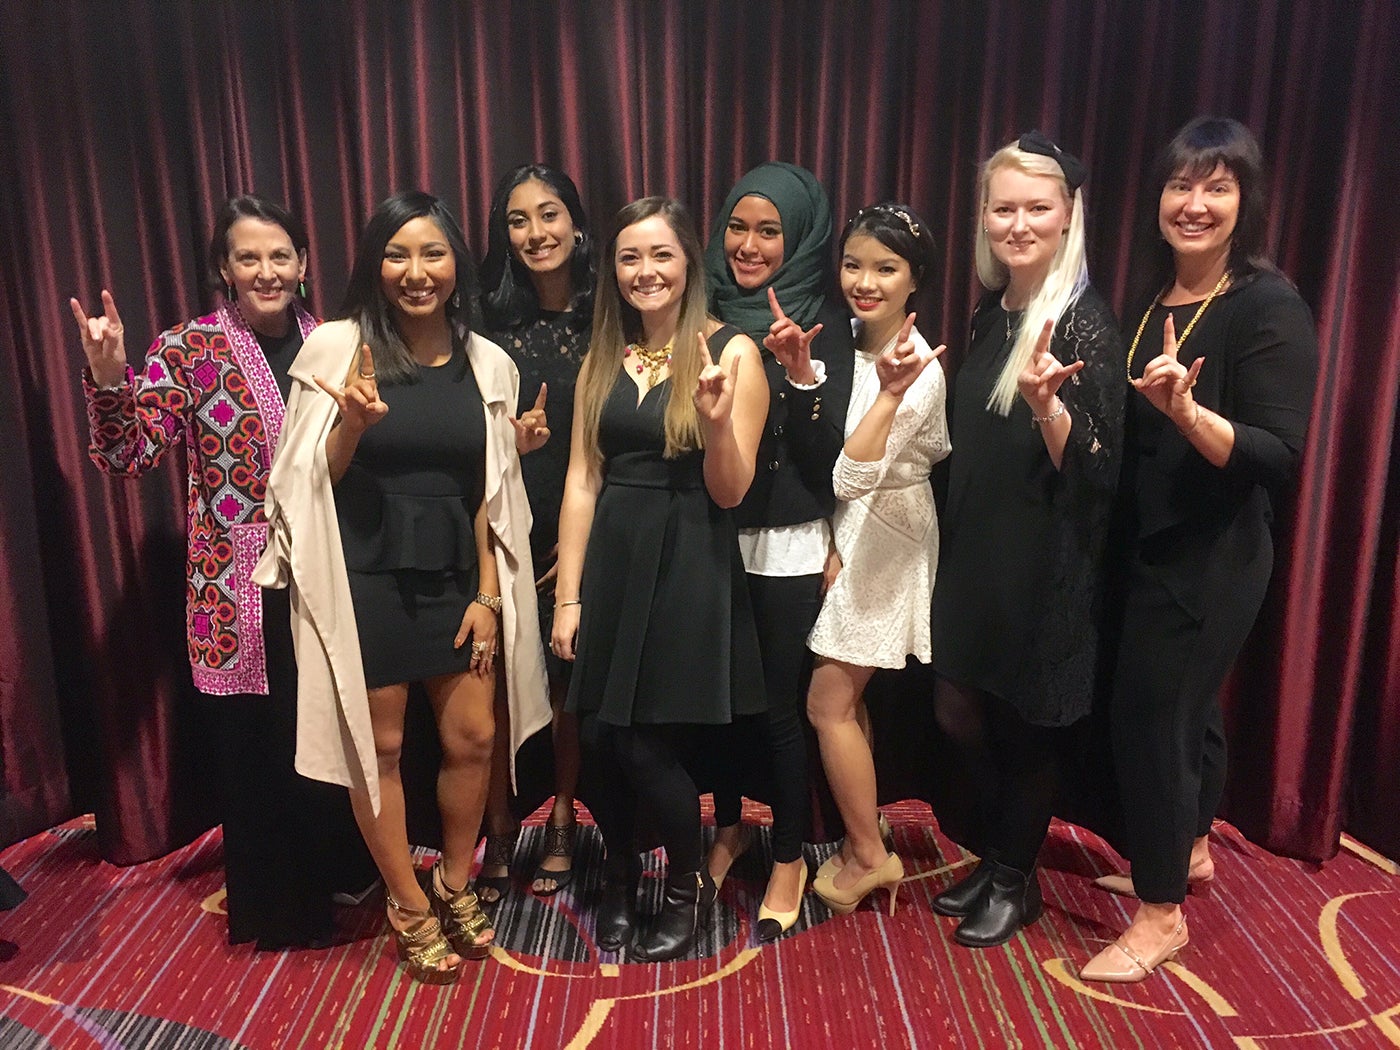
359;371;376;379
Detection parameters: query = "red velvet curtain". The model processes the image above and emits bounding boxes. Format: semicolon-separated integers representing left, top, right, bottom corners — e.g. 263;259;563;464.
1;0;1395;864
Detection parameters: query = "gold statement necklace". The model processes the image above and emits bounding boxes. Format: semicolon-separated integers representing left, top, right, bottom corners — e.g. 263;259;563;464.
1125;269;1231;382
625;340;673;389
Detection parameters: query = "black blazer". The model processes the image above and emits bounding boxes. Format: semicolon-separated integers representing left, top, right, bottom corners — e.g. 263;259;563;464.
735;296;855;530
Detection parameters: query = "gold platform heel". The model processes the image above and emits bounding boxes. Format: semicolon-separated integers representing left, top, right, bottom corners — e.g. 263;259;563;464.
429;861;495;961
385;893;463;985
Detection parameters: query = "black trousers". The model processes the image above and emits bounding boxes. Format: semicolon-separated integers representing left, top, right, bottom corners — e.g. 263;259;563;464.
215;587;373;949
1111;527;1270;904
579;715;705;878
711;572;820;863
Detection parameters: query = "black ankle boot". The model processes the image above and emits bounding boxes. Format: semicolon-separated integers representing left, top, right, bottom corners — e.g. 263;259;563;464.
630;871;713;963
953;862;1043;948
596;858;641;953
930;858;997;918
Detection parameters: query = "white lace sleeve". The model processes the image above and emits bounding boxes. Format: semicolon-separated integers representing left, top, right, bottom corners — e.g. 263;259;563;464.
832;332;948;501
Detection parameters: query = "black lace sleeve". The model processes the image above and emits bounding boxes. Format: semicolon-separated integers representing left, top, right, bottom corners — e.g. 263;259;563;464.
1055;288;1125;496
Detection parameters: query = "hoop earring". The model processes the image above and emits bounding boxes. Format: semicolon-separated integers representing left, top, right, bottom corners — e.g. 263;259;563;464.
450;290;460;310
574;230;584;245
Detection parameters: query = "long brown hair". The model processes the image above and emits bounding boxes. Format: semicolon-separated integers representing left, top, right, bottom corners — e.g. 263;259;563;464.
579;196;712;460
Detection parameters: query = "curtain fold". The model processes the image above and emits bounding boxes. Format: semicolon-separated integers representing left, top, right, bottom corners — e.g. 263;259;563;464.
1;0;1395;864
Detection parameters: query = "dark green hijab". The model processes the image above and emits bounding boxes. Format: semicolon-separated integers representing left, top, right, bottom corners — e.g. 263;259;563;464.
704;162;833;339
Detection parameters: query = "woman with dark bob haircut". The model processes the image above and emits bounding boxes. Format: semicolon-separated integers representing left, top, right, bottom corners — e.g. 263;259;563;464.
72;194;368;950
257;191;549;984
1079;117;1317;983
477;163;596;902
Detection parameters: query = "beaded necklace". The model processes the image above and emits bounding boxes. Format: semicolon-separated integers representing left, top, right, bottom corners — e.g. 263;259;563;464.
1125;269;1230;382
624;341;672;389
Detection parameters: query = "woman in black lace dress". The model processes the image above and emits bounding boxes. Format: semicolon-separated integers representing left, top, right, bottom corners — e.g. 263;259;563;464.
929;134;1124;947
477;165;595;902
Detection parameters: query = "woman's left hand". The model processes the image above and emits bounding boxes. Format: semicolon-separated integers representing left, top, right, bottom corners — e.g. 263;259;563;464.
693;330;738;425
510;382;550;455
875;314;943;398
1016;318;1084;416
763;287;821;385
1133;313;1203;426
455;599;499;679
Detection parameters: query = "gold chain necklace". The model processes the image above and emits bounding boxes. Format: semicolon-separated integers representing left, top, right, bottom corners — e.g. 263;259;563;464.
1125;270;1230;381
625;341;672;389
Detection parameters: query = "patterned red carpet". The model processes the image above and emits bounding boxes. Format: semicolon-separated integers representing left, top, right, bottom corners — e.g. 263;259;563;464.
1;806;1398;1049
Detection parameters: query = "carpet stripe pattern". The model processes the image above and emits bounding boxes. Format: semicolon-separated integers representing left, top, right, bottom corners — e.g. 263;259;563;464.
2;806;1398;1048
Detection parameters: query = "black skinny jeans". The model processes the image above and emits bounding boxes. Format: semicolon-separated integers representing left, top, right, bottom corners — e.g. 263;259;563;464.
711;572;821;864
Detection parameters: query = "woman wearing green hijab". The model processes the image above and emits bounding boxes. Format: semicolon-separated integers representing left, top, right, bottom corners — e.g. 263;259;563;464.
703;162;853;941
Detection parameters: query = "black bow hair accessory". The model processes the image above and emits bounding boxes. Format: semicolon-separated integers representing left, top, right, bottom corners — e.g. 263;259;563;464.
1018;130;1087;191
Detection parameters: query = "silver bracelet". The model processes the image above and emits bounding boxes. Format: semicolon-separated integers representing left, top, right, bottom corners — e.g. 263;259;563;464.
1177;404;1204;437
474;592;503;613
1030;399;1065;427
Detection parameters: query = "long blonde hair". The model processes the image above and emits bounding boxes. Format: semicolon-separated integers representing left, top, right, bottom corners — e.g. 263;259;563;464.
974;143;1089;416
579;197;712;460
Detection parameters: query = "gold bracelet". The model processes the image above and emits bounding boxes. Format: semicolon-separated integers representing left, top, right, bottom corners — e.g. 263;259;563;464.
1177;404;1204;437
555;599;581;609
474;592;503;612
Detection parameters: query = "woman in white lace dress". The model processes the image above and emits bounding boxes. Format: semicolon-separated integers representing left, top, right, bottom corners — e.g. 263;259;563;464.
807;204;949;917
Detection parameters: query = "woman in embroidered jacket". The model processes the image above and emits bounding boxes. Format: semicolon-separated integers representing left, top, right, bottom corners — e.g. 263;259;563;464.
72;195;365;950
256;191;549;985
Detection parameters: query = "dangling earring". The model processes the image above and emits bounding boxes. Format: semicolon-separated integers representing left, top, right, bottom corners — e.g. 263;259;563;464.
225;282;236;300
298;279;307;298
450;290;460;310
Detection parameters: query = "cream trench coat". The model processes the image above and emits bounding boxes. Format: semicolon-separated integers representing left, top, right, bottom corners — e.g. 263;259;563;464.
254;319;549;815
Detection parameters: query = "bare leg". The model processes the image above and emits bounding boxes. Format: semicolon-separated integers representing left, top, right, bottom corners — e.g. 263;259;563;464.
348;683;461;972
425;669;496;911
807;658;887;891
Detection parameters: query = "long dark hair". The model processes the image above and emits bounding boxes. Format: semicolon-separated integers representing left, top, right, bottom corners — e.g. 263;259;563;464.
207;195;308;293
1137;116;1278;302
479;164;595;331
339;191;479;384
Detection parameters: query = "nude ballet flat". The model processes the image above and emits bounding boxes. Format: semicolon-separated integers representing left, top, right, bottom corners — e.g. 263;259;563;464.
812;852;903;917
1079;918;1189;983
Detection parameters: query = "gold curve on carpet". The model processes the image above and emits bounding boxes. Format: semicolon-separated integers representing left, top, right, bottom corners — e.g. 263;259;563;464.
1319;890;1387;1000
488;944;762;990
556;949;763;1048
1041;958;1183;1014
1370;1002;1400;1046
1233;1018;1375;1044
901;856;977;884
201;888;228;916
0;985;61;1006
1160;961;1239;1016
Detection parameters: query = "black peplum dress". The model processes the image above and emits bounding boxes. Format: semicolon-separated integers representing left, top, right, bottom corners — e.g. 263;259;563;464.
334;344;487;688
566;327;765;727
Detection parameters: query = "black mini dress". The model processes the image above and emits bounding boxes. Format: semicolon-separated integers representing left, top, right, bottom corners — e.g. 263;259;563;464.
334;344;487;688
565;326;765;726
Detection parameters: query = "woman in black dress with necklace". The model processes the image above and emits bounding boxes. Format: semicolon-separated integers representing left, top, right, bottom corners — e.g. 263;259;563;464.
1080;117;1316;983
552;197;767;961
477;164;595;901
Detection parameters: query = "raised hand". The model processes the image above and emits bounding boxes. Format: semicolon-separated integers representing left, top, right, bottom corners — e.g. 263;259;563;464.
1132;313;1203;425
874;313;942;398
69;290;128;388
762;286;821;384
1016;318;1085;416
692;330;738;425
510;382;550;455
314;344;388;432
